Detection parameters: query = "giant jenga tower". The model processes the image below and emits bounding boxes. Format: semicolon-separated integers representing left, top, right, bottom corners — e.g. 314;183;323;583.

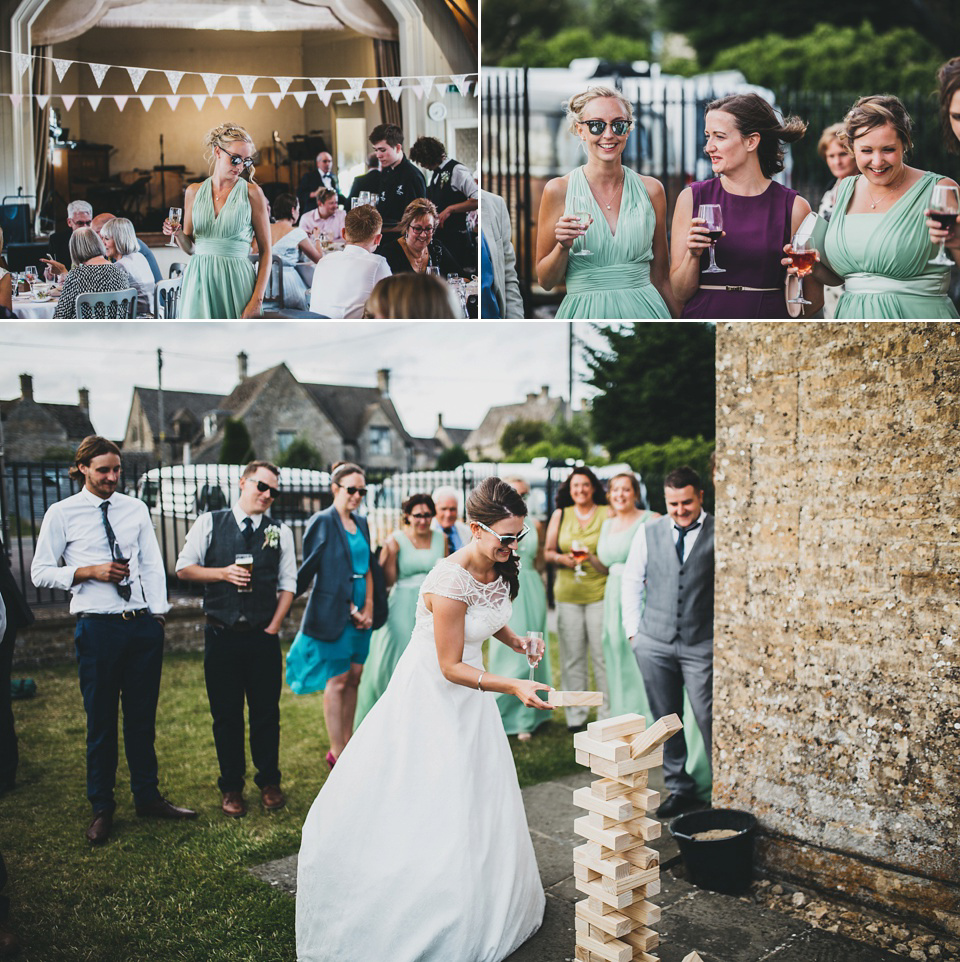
567;710;684;962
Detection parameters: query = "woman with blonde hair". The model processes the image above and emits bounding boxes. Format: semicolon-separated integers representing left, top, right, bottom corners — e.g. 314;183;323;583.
366;272;458;318
536;86;676;319
163;122;271;318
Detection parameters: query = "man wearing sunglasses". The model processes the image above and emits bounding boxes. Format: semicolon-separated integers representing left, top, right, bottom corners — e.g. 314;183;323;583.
176;461;296;818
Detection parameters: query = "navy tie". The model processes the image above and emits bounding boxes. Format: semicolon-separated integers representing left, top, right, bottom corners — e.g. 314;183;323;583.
675;521;701;564
242;517;254;543
100;501;132;601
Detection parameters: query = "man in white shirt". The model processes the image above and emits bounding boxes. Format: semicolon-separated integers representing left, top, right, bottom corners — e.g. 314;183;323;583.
31;436;197;845
622;466;714;819
176;461;295;817
309;205;391;318
431;486;471;554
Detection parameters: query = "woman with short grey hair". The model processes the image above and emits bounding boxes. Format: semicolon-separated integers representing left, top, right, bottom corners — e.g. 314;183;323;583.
100;217;155;316
53;227;132;318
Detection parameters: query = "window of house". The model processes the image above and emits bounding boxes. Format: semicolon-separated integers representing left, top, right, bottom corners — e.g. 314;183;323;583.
276;430;296;453
203;414;218;438
369;425;391;456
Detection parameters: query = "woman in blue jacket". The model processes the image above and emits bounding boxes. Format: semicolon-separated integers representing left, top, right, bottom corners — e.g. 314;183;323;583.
286;462;374;769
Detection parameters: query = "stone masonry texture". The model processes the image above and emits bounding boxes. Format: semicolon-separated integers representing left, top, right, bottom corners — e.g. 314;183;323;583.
714;322;959;937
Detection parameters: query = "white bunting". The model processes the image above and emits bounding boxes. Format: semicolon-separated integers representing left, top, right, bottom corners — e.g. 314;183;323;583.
191;94;206;110
164;70;185;93
141;95;155;112
415;76;434;100
87;95;102;111
268;92;283;108
36;94;50;108
275;76;293;97
242;93;257;109
292;90;309;108
53;58;71;83
89;62;110;87
126;66;148;91
342;88;359;105
365;88;380;104
200;72;220;95
237;74;257;94
61;94;76;111
318;89;333;106
14;53;32;77
165;95;180;110
383;76;403;101
310;77;329;94
450;73;469;96
114;95;128;111
347;77;365;94
9;94;22;108
218;93;233;110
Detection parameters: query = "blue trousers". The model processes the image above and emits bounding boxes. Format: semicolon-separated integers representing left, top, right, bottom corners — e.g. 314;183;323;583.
75;615;164;812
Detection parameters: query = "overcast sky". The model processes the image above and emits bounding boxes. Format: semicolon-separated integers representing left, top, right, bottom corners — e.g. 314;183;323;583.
0;321;612;441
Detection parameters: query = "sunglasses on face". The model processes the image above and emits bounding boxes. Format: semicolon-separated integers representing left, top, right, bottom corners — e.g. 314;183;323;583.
408;224;435;236
220;148;254;169
581;119;631;137
255;480;279;498
474;520;530;547
335;483;368;497
410;512;434;520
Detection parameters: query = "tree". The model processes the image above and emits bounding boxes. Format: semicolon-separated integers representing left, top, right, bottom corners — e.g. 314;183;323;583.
582;322;715;454
500;418;549;456
618;436;716;514
277;437;324;470
219;418;255;464
501;27;649;69
436;445;471;470
481;0;574;64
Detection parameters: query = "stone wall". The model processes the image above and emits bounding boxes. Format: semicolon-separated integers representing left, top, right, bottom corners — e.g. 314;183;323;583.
714;322;959;936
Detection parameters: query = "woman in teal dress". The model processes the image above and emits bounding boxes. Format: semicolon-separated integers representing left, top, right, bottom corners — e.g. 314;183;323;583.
354;493;446;727
164;122;272;318
487;477;552;740
597;472;711;798
536;86;678;319
801;95;960;319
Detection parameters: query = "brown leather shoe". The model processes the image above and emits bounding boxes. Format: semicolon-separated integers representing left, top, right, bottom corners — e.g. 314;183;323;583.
221;791;246;818
135;795;198;819
86;809;113;845
260;785;286;811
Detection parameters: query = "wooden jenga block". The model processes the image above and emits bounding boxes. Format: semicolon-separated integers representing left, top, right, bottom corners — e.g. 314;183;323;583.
681;952;705;962
575;876;648;910
621;900;661;927
600;866;659;896
622;845;659;870
574;945;603;962
623;926;659;953
627;713;683;759
575;900;636;939
574;863;602;882
630;952;658;962
573;786;635;821
574;815;636;852
587;895;619;916
575;918;619;945
574;731;632;762
591;777;633;800
579;751;664;780
625;787;660;811
576;932;633;962
623;815;661;841
574;844;633;880
548;690;604;706
588;713;646;741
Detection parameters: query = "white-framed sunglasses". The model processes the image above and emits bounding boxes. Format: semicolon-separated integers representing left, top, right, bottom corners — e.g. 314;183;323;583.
473;520;529;547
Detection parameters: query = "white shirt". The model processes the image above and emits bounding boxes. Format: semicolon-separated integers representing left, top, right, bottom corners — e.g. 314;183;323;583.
175;503;297;594
621;510;707;641
31;488;169;615
309;245;392;319
446;163;480;201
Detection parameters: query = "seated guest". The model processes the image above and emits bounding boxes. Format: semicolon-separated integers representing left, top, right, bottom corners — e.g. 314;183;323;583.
254;193;321;311
309;205;391;319
299;189;346;243
348;153;381;204
46;211;162;283
53;227;134;319
297;150;346;214
366;273;458;319
51;200;93;267
100;217;156;316
377;198;460;278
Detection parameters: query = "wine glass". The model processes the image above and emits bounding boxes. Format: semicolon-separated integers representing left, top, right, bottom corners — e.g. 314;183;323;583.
698;204;725;273
167;207;183;248
570;209;593;256
928;185;959;266
571;539;588;581
524;632;543;681
787;231;818;306
24;265;38;290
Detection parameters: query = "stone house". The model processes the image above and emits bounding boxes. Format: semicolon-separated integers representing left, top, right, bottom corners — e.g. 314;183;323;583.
463;386;569;461
1;373;95;461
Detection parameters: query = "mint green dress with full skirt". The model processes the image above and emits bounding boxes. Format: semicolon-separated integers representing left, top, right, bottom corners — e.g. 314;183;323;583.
179;178;257;319
556;166;671;320
596;514;711;800
824;171;959;319
354;529;446;728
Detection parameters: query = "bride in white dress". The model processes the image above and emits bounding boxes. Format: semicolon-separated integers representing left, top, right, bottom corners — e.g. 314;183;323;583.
296;477;553;962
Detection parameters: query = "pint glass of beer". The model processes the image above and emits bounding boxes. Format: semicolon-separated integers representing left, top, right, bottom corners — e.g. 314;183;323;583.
235;553;254;592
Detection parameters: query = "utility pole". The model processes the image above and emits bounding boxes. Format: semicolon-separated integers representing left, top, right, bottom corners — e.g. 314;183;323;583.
567;322;574;423
157;348;165;467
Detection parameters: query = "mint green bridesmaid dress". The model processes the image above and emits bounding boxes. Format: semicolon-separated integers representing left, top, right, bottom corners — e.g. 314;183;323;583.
487;525;552;736
556;166;671;320
824;171;959;319
354;529;445;727
179;178;257;319
596;513;711;800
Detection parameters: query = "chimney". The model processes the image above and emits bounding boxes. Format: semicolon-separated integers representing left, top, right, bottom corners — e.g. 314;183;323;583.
78;387;90;412
540;385;549;401
19;373;33;401
237;351;248;381
437;413;444;428
377;368;390;397
526;392;537;403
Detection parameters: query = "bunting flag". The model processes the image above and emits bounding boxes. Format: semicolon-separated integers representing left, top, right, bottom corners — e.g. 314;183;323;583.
450;73;470;96
217;93;233;110
53;58;71;82
318;89;333;106
14;53;32;77
191;94;206;110
365;88;380;104
36;94;49;109
141;95;155;111
87;94;102;111
310;77;329;94
292;90;308;108
275;76;294;97
342;88;360;105
383;76;403;102
9;94;21;108
164;70;185;93
416;76;435;100
126;66;148;91
268;92;283;109
242;92;257;109
114;95;128;111
164;94;180;110
238;74;257;94
200;72;220;95
89;62;110;87
60;93;76;111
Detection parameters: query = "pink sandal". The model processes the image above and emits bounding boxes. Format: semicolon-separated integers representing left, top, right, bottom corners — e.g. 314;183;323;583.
325;751;337;770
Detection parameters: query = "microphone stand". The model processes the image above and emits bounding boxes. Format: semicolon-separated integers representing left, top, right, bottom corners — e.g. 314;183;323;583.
160;133;167;213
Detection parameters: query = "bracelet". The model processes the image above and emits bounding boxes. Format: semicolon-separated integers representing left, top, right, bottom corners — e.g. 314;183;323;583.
477;671;485;692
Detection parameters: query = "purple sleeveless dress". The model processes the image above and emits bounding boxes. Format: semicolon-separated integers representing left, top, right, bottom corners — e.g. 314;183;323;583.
682;178;797;319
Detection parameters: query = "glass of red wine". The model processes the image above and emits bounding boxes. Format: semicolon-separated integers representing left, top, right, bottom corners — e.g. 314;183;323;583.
928;185;959;266
787;231;818;306
698;204;725;273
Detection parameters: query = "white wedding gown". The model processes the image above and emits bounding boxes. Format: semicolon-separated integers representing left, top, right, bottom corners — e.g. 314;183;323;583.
296;559;545;962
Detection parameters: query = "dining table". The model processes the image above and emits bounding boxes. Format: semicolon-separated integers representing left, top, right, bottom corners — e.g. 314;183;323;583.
12;290;59;319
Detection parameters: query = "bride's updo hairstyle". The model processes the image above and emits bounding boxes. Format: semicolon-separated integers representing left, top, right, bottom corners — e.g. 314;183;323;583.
563;85;634;135
466;477;527;600
204;122;258;183
706;93;807;178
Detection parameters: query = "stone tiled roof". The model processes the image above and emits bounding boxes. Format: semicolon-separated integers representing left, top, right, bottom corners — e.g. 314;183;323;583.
0;397;94;439
465;392;567;451
133;387;225;437
303;383;414;445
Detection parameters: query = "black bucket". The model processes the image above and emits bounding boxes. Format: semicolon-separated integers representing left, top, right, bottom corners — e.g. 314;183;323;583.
669;808;757;895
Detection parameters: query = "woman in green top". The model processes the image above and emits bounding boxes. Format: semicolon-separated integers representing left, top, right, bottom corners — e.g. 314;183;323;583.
798;95;960;319
354;493;446;727
164;122;272;318
544;467;610;730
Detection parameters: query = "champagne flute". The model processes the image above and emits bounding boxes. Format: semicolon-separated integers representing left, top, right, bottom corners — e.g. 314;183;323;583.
524;631;543;681
928;185;959;266
698;204;725;273
571;539;588;582
787;231;818;306
167;207;183;248
570;209;593;256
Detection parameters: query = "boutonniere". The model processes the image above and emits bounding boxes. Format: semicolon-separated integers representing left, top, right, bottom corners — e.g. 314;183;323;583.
439;170;451;188
262;524;281;550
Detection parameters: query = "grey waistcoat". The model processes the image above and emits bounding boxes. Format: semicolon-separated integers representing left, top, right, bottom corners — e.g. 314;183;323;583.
639;514;714;644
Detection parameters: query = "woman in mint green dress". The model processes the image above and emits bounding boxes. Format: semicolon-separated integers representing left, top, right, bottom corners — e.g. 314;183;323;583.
164;122;272;318
536;86;679;319
805;95;960;319
487;478;551;740
354;494;446;727
597;472;711;798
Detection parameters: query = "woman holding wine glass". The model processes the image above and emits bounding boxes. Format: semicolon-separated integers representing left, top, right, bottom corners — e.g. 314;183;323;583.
535;86;678;319
670;93;820;318
163;122;272;318
797;95;960;318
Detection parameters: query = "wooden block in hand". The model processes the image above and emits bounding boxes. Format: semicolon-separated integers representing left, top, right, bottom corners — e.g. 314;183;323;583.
548;689;604;706
587;713;646;741
627;712;683;759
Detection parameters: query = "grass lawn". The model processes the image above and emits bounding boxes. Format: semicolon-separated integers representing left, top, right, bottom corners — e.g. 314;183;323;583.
2;633;581;961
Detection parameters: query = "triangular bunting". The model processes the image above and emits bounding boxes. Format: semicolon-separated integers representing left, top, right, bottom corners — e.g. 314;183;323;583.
126;66;148;91
141;95;155;112
383;76;403;101
53;58;71;83
36;94;50;109
268;92;282;108
114;95;128;111
164;70;185;93
365;88;381;104
217;93;233;110
292;90;309;108
318;89;333;106
61;94;76;111
165;95;180;110
87;95;102;111
450;73;469;96
191;94;206;110
342;88;360;105
14;53;32;77
242;93;257;109
9;95;22;108
237;74;257;94
89;62;110;87
347;77;365;94
200;72;220;95
275;76;293;97
310;77;329;94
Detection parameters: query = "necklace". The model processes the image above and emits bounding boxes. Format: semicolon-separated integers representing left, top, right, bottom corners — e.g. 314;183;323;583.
864;167;907;209
586;172;625;210
574;504;595;522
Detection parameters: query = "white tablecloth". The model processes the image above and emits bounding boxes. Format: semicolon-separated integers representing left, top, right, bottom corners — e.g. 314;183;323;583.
12;295;58;319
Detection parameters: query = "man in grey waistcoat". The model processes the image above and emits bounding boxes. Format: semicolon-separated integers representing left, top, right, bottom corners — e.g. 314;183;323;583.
622;466;713;819
176;461;296;818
